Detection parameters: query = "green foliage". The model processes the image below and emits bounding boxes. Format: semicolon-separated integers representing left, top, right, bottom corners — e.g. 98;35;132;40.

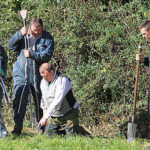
1;0;150;138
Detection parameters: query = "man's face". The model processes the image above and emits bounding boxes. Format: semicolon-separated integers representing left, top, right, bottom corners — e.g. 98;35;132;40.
30;24;42;38
140;28;150;40
40;69;53;82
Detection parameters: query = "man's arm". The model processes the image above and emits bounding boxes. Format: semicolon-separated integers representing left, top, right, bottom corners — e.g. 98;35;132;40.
143;56;149;66
0;45;8;77
136;53;149;66
7;28;26;52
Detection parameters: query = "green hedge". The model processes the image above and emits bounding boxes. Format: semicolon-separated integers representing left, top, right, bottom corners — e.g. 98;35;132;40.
1;0;150;138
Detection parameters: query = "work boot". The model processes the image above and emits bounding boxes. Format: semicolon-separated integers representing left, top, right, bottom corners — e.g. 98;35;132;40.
11;125;22;136
0;123;8;138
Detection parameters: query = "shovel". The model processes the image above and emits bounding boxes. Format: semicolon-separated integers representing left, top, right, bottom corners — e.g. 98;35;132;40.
19;10;34;129
127;44;142;143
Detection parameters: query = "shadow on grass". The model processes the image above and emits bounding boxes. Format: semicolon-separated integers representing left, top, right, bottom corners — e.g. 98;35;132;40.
77;125;92;137
7;131;39;140
7;125;93;140
136;109;150;139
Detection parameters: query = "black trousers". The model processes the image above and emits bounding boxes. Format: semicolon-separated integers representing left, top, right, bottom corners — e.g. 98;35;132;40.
148;87;150;119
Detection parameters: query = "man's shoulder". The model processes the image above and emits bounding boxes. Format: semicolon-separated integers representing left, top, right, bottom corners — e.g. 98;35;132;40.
59;74;68;79
56;71;69;80
42;30;53;39
56;74;70;85
41;79;47;86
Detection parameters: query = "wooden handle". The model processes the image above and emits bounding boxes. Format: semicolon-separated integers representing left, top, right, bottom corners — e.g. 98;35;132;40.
132;43;142;122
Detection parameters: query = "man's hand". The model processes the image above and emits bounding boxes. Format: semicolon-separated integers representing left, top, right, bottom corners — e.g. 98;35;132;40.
136;54;144;62
38;117;48;127
21;26;28;36
24;50;30;58
28;27;33;37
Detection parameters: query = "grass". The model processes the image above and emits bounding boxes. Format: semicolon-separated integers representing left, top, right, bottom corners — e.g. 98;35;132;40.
0;127;149;150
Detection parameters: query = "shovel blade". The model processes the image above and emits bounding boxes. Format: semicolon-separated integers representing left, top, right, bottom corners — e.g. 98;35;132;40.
20;10;27;20
127;122;137;143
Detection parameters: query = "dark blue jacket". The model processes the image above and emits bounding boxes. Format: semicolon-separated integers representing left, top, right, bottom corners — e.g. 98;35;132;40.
0;44;8;78
144;56;150;117
7;29;54;88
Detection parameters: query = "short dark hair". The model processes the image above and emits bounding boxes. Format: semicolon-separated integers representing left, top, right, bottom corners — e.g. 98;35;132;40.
39;63;54;73
138;21;150;31
30;17;43;27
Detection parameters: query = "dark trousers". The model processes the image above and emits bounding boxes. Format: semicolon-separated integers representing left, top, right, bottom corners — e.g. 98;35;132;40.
0;86;7;133
44;108;79;136
148;87;150;119
13;83;43;128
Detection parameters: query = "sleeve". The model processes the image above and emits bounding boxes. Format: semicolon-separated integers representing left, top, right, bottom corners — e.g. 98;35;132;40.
7;30;24;52
44;77;71;119
143;56;149;66
29;34;54;63
0;45;8;77
0;47;8;76
40;80;47;113
40;97;47;114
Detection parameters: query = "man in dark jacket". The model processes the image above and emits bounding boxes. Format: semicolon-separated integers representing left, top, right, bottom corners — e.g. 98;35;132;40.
7;17;54;135
136;20;150;119
0;43;8;138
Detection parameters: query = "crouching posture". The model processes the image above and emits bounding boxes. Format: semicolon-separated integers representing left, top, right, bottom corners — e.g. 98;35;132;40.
38;63;79;136
0;44;8;138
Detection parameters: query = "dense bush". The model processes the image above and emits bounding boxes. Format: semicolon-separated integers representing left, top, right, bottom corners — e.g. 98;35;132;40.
1;0;150;137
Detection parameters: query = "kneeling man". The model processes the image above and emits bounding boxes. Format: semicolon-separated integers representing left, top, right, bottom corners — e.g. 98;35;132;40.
38;63;79;136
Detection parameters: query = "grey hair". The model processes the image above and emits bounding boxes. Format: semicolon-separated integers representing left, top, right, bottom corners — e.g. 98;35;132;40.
29;17;43;27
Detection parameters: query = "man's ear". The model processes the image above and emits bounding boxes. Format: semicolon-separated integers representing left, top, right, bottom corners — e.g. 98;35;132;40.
51;70;55;76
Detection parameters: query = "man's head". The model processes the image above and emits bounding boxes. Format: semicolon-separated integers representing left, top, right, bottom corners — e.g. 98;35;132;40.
29;17;43;38
39;63;55;82
139;21;150;40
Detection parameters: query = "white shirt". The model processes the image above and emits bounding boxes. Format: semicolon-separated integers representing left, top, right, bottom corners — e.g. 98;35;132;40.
40;71;78;119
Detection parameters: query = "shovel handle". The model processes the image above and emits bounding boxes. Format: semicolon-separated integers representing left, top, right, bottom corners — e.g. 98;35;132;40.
132;43;142;122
